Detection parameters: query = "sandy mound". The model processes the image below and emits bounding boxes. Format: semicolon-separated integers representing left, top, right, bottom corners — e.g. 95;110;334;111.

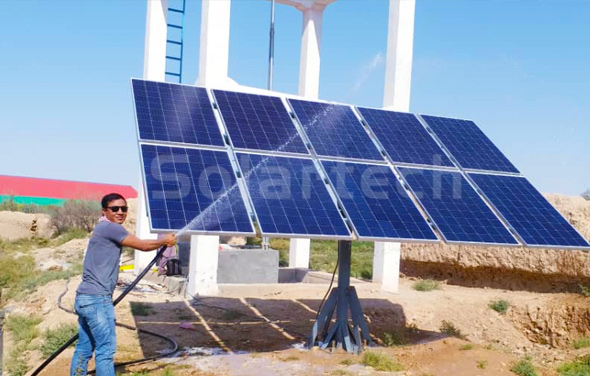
0;211;53;240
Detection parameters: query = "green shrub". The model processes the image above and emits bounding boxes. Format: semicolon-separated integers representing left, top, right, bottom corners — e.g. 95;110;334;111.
49;199;101;234
511;356;538;376
130;302;155;316
381;330;407;347
6;343;29;376
4;314;42;345
573;337;590;350
489;299;510;314
412;279;441;292
460;343;473;350
557;355;590;375
40;323;78;357
579;285;590;298
477;360;488;369
4;315;42;376
440;320;463;338
361;351;404;372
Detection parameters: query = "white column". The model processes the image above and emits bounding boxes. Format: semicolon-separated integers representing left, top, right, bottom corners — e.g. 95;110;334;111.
289;238;310;268
135;0;168;274
290;5;324;268
187;0;231;294
382;0;415;111
298;5;324;99
374;0;416;292
373;242;400;293
186;235;220;297
196;0;232;87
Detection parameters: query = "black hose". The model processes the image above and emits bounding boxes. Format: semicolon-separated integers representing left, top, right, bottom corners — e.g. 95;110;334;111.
31;245;171;376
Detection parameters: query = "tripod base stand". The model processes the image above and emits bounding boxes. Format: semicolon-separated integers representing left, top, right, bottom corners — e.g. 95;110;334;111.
307;240;372;353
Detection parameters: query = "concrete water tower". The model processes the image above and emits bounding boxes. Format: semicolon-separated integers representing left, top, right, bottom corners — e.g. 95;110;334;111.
135;0;416;296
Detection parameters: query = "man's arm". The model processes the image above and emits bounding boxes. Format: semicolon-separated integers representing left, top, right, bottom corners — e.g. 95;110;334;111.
121;233;176;252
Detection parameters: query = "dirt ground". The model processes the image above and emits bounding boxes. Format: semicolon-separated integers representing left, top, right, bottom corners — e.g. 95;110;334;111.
3;263;590;376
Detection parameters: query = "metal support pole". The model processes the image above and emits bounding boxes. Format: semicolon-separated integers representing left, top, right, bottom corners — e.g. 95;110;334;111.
267;0;276;90
307;240;372;353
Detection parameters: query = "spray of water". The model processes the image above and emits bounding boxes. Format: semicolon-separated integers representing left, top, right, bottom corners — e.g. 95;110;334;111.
174;103;337;238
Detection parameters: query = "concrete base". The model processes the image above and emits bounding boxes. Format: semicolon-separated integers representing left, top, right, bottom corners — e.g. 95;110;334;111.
218;249;279;284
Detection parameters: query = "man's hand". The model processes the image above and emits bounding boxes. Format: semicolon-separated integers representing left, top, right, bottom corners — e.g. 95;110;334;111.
161;234;177;247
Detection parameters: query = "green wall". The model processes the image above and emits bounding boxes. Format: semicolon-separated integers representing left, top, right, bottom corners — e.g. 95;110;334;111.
0;195;67;206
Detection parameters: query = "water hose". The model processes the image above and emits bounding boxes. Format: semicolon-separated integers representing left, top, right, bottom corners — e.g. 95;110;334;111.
31;245;173;376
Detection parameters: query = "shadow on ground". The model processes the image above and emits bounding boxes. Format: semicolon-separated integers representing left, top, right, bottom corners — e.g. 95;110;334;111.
128;296;442;359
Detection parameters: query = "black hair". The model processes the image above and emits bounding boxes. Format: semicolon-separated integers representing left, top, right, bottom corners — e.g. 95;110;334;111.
101;193;126;209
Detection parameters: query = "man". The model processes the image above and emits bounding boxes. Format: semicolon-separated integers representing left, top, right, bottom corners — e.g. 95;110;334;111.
70;193;176;376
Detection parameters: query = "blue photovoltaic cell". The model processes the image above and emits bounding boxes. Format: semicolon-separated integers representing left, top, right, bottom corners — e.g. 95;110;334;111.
421;115;519;173
357;107;454;167
398;168;518;245
237;153;351;237
469;173;590;248
322;160;438;241
213;90;308;154
289;99;383;161
141;144;254;234
132;79;224;146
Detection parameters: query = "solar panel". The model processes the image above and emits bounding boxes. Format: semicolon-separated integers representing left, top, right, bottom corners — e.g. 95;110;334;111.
321;160;438;242
236;152;352;238
398;167;518;245
140;143;254;234
420;115;519;173
213;89;308;154
132;79;224;146
469;173;590;249
357;107;454;168
288;99;383;161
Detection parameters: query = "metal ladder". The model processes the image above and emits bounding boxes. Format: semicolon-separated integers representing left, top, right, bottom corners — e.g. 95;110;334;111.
166;0;186;83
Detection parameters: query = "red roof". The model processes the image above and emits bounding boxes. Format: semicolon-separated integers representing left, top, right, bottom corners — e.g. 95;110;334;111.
0;175;137;201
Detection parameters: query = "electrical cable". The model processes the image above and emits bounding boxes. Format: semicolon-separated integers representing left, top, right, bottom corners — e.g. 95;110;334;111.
315;256;339;321
31;245;174;376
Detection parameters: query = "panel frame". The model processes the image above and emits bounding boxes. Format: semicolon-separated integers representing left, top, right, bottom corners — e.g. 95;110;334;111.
320;158;440;243
130;78;226;149
234;150;354;240
468;172;590;250
396;165;521;247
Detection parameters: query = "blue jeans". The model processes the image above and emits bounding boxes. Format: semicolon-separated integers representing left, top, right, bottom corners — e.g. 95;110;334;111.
70;294;116;376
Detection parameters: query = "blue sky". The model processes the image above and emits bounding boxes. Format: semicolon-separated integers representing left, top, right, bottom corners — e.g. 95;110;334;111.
0;0;588;195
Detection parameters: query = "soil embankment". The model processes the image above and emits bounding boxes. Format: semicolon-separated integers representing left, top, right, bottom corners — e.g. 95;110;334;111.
402;194;590;292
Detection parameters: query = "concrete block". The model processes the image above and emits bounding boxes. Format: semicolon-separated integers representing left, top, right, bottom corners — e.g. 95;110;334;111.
217;249;278;284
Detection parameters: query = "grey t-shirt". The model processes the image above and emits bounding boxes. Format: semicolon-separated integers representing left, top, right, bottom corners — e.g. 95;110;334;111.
77;221;129;296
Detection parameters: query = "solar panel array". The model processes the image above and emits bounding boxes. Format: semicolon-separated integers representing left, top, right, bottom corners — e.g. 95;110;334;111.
213;90;308;154
238;153;351;238
420;115;519;173
140;144;254;234
357;107;454;168
131;78;589;250
132;79;224;147
469;173;589;248
398;168;518;245
289;99;383;161
322;161;437;242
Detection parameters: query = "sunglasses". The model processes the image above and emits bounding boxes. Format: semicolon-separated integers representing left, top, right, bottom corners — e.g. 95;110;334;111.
107;206;128;213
